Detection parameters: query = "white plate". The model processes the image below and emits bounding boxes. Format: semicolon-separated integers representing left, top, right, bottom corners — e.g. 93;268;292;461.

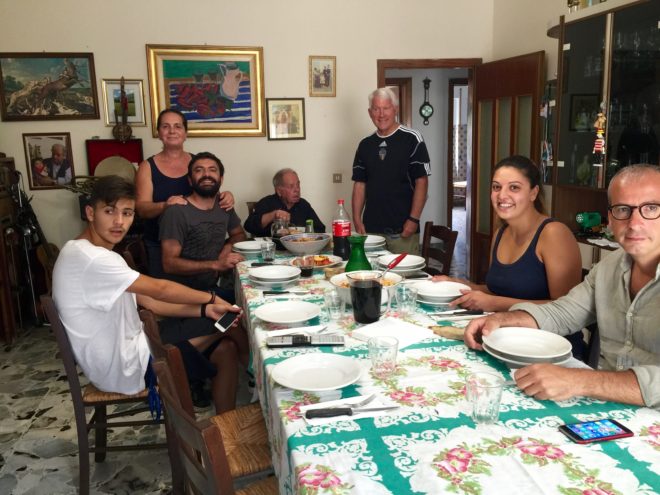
482;327;572;360
416;294;452;306
482;342;571;368
249;278;299;289
482;341;570;365
364;235;386;246
233;241;263;252
249;265;301;281
254;301;321;324
377;254;426;269
412;280;470;299
288;254;343;269
271;353;362;391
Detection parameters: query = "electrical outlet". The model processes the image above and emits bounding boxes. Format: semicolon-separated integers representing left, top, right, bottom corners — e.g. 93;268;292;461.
333;173;342;183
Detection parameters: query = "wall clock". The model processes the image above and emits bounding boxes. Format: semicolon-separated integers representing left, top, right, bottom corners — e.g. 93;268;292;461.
419;77;433;125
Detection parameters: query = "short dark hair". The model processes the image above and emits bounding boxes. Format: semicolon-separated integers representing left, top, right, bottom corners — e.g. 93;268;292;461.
188;152;225;177
493;155;545;214
89;175;135;208
156;108;188;131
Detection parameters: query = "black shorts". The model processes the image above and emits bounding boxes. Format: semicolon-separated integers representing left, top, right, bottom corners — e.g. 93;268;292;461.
158;317;217;345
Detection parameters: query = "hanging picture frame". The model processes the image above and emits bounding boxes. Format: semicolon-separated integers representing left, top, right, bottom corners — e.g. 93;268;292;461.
266;98;306;140
309;55;336;97
101;78;147;126
22;132;76;190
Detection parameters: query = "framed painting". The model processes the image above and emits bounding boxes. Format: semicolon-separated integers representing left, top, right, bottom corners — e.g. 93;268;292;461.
101;78;146;126
266;98;306;140
22;132;75;190
0;53;99;121
309;55;336;97
569;94;599;132
146;44;265;137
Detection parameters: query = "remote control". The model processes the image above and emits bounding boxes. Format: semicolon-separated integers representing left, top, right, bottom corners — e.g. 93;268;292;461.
266;334;344;347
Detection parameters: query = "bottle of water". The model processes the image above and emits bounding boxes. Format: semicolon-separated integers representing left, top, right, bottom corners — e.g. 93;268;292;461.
332;199;351;260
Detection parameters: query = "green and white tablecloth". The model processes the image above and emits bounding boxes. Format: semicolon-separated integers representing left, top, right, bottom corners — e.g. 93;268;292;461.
236;260;660;495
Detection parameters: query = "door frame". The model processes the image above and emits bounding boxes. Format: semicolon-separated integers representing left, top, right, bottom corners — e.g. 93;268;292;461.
384;77;413;127
447;78;469;229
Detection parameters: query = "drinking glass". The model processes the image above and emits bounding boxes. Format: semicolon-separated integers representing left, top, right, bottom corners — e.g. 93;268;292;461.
346;271;383;324
260;241;275;262
368;336;398;379
466;372;504;424
324;289;343;320
395;285;418;316
299;256;315;278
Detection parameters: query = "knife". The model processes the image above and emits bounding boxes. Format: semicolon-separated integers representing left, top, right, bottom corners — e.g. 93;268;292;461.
430;309;484;316
251;262;274;267
263;290;310;295
305;406;399;419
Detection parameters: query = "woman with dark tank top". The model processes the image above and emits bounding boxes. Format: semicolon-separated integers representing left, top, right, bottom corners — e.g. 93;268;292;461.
135;109;234;277
433;155;585;356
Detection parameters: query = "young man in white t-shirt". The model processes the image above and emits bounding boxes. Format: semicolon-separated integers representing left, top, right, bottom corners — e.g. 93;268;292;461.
52;175;247;413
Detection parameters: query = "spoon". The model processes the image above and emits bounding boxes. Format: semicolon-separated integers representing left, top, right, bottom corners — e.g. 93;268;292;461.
380;252;407;278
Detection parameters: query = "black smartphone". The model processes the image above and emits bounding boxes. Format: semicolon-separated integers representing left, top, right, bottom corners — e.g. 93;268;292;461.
214;312;239;333
559;418;633;444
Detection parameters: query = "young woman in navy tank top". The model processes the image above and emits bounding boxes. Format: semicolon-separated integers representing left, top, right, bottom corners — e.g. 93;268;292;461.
135;109;235;277
433;155;584;355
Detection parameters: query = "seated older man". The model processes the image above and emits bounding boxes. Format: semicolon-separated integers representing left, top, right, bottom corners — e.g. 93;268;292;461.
244;168;325;237
465;163;660;410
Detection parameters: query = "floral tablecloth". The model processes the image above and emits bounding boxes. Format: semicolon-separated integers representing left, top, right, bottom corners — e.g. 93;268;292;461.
236;260;660;495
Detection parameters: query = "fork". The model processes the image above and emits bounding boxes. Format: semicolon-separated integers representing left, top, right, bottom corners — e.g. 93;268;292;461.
308;394;377;412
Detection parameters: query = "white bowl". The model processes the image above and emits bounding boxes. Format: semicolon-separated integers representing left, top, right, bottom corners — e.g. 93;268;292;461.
329;270;402;304
280;233;331;255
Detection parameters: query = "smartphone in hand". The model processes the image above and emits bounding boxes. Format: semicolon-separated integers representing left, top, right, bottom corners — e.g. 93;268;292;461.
559;418;633;444
214;311;239;333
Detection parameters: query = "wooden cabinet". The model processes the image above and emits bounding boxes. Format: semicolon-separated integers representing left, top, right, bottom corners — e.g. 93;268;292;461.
550;0;660;231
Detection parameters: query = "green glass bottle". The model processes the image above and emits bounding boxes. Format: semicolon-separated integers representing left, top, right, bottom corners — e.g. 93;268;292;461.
345;235;372;272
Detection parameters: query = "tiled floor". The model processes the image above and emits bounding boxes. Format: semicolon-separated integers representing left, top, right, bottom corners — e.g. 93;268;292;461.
0;324;251;494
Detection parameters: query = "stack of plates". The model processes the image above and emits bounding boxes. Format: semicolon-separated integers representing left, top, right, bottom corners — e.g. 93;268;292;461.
233;240;263;257
482;327;572;368
248;265;300;289
374;254;426;277
364;235;387;252
411;280;470;306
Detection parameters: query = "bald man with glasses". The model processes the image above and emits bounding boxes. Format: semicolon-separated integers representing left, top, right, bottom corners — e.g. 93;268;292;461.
464;163;660;410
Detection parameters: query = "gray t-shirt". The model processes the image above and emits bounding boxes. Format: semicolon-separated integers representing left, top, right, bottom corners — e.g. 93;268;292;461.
159;201;241;290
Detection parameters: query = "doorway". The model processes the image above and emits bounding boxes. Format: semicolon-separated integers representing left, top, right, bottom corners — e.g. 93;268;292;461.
378;59;479;277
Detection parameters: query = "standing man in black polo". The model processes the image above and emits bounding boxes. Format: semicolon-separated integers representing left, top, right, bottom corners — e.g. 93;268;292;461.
352;87;431;254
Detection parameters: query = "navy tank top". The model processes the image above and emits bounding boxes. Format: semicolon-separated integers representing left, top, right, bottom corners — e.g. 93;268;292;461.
143;156;192;242
485;218;554;300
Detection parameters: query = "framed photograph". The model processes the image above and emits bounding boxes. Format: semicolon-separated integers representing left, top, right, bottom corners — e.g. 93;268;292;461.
309;56;336;97
101;79;146;126
22;133;75;190
146;44;265;137
569;94;599;131
266;98;306;140
0;53;99;121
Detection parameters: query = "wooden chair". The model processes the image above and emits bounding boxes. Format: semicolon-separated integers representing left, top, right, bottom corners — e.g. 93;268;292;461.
421;221;458;276
41;295;166;495
139;310;273;490
246;201;257;217
120;237;148;274
154;360;278;495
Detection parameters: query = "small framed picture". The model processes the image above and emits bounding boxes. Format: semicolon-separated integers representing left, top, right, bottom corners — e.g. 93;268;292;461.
22;132;75;190
101;78;147;126
266;98;306;140
309;56;336;97
569;94;599;132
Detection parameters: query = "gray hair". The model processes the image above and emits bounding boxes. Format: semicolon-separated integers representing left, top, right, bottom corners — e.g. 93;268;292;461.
272;168;298;188
368;87;399;108
608;164;660;202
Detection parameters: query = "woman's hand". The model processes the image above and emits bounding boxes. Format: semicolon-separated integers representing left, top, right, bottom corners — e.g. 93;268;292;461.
166;195;187;206
449;289;495;310
219;190;235;210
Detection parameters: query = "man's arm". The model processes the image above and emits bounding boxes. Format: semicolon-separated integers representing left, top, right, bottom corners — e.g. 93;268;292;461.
402;176;428;237
352;181;366;234
225;225;247;245
244;198;275;237
161;238;220;275
514;365;645;406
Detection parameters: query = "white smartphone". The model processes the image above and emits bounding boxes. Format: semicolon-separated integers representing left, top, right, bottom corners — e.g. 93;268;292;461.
214;312;239;333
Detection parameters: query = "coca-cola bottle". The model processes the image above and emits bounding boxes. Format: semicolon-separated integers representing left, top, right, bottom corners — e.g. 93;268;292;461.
332;199;351;260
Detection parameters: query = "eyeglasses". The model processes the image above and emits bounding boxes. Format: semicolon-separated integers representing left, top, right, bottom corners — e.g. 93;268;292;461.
608;203;660;220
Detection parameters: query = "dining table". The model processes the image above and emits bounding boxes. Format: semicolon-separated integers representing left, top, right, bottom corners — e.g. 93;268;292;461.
234;253;660;495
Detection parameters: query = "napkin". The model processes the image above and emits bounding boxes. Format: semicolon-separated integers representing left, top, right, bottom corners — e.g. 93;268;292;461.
352;317;434;349
300;394;397;425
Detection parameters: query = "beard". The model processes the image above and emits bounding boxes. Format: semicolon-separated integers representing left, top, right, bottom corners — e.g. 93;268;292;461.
191;178;221;198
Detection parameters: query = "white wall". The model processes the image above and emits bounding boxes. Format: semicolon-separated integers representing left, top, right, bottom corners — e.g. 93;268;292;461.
0;0;495;247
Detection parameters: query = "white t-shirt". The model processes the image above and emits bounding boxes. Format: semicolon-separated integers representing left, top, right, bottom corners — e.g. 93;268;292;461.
52;239;149;395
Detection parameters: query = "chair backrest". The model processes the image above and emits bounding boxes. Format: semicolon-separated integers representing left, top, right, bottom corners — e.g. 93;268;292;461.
139;309;196;417
121;238;148;274
40;295;89;426
246;201;257;217
421;221;458;276
153;360;235;495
